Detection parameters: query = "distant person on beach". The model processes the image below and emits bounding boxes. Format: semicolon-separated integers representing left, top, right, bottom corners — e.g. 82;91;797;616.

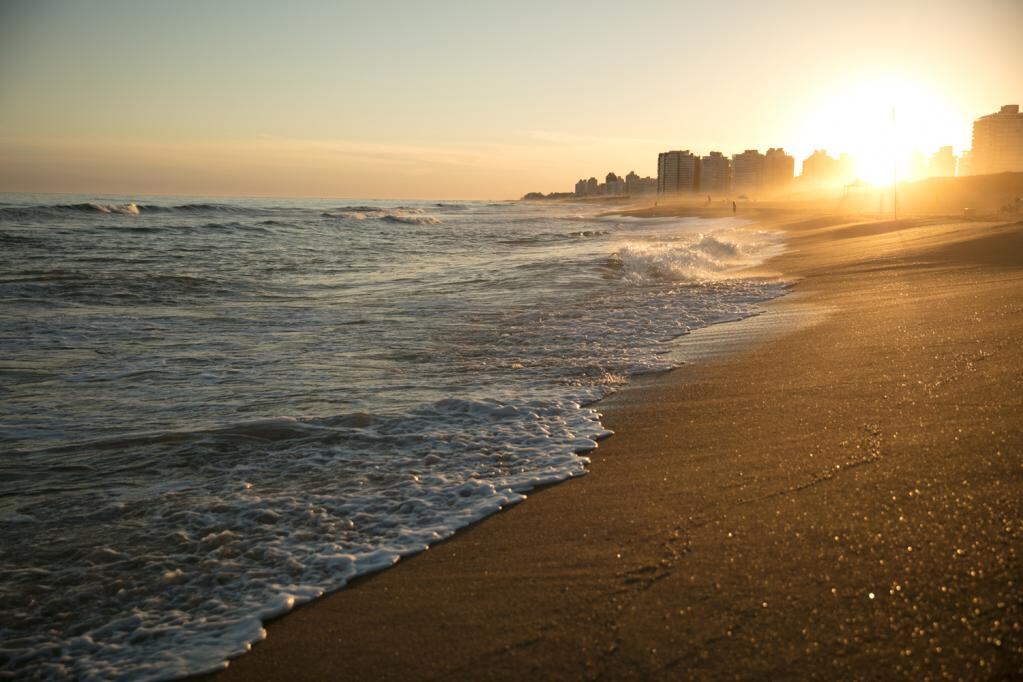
707;194;711;204
732;201;736;214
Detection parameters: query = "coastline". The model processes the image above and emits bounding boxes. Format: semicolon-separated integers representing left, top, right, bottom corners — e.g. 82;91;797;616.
210;211;1023;679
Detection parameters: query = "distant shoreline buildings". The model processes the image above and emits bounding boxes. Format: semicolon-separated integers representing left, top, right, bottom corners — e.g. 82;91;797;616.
655;148;798;197
574;171;656;197
969;104;1023;176
549;104;1023;200
800;149;855;188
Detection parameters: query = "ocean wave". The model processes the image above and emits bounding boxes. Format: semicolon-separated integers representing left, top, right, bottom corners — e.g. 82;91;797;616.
137;202;266;214
323;210;372;220
322;208;442;225
332;205;388;213
497;229;609;246
0;202;293;219
2;399;607;679
3;268;242;305
611;230;780;282
0;202;788;680
328;205;424;215
61;202;141;215
381;214;442;225
169;202;234;212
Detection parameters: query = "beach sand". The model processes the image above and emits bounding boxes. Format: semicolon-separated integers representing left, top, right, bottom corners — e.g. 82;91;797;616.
211;212;1023;680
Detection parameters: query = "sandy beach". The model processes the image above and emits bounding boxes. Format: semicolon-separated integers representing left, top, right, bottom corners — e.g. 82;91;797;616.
211;210;1023;680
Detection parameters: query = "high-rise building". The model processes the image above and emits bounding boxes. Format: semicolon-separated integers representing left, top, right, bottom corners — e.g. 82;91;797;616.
575;179;588;196
958;150;974;177
657;153;674;194
700;151;731;195
763;148;794;192
586;177;599;195
971;104;1023;174
928;146;957;177
731;149;765;194
801;150;855;187
801;150;833;184
625;171;640;195
605;172;627;195
657;151;700;194
626;171;657;195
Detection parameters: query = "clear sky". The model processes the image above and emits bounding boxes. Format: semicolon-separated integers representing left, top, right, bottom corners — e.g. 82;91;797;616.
1;0;1021;199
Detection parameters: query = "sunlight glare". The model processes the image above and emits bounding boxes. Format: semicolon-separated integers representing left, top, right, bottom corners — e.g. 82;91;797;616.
792;74;968;185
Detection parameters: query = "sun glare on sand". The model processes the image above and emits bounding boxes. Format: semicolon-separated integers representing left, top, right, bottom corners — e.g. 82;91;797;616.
793;74;967;185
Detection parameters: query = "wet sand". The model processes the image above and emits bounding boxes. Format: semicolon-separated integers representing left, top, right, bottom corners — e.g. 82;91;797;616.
212;213;1023;680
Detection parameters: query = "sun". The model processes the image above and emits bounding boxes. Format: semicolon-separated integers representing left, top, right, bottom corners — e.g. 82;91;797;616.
790;73;969;185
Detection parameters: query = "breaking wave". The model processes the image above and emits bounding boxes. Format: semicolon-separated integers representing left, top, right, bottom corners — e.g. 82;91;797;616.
0;202;290;219
0;197;787;680
611;231;781;282
3;399;607;680
380;214;442;225
322;207;443;225
61;202;141;215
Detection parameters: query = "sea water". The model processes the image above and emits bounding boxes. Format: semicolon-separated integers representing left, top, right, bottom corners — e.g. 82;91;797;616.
0;195;785;680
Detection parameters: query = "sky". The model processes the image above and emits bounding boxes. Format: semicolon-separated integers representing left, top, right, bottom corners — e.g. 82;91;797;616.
1;0;1021;199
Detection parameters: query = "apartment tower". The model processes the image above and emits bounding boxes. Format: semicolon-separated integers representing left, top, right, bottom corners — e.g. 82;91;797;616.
971;104;1023;174
699;151;731;195
657;151;701;194
731;149;765;194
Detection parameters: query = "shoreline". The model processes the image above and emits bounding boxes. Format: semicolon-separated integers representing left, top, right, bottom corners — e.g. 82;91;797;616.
210;211;1023;680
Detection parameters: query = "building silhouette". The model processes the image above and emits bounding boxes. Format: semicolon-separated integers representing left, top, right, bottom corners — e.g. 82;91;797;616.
626;171;657;195
763;148;795;192
958;150;973;177
699;152;731;195
801;150;855;187
970;104;1023;174
575;177;601;196
605;172;627;195
657;151;700;194
731;149;765;194
927;146;957;178
575;171;654;196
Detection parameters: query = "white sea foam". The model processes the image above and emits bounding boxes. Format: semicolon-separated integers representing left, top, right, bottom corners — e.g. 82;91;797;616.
331;211;370;220
1;399;608;680
380;213;442;225
0;199;785;680
613;229;782;282
324;207;442;225
72;202;141;215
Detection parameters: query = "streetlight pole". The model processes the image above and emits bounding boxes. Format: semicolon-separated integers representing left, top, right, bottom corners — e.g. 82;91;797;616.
892;106;898;220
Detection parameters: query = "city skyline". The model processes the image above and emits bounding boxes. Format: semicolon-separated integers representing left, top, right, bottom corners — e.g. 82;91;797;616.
1;0;1021;199
563;104;1023;199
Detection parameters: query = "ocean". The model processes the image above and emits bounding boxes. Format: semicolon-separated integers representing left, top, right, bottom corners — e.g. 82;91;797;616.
0;195;785;680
